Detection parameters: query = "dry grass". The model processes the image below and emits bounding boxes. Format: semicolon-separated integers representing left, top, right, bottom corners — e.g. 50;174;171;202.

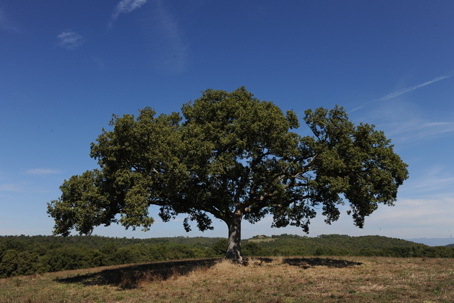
1;256;453;303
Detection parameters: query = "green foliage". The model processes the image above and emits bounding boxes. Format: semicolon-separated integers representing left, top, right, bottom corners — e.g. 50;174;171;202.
241;241;263;256
47;87;409;261
211;239;228;255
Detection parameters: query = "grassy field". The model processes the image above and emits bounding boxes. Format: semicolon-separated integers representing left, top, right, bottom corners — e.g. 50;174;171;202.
0;256;452;303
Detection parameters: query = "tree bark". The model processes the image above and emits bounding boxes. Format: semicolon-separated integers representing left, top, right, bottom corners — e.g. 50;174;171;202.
225;210;243;263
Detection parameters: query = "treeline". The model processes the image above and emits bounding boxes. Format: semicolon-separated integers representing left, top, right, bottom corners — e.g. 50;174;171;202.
0;235;220;278
1;234;453;278
244;234;454;258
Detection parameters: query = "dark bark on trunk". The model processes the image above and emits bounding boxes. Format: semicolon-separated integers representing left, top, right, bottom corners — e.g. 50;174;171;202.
225;210;243;263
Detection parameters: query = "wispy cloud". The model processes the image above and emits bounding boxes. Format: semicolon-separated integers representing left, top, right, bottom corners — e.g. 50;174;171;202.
352;73;452;112
382;117;454;142
0;7;19;33
354;96;454;143
57;31;84;50
90;55;105;71
25;168;62;175
0;183;22;192
108;0;188;74
410;122;454;139
147;1;188;74
401;166;454;196
240;192;454;239
369;196;454;235
0;8;9;31
395;119;454;142
109;0;149;28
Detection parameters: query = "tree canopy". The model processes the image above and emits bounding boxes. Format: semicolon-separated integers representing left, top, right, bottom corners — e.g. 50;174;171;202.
48;87;408;262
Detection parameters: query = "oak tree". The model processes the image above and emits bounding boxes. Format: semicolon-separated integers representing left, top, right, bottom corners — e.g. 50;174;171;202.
48;87;408;263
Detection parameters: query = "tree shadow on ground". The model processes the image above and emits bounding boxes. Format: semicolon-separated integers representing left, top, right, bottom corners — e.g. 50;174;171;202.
56;258;220;290
283;257;362;269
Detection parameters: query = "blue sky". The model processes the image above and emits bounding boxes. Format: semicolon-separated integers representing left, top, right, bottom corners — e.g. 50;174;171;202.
1;0;453;242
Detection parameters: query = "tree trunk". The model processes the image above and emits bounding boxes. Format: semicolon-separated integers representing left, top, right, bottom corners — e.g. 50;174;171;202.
225;210;243;263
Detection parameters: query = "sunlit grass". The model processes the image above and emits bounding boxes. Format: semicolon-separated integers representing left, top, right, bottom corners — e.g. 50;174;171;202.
1;257;452;302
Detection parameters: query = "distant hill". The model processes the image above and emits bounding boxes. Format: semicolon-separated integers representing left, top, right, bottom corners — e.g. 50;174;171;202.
407;238;454;246
247;234;427;256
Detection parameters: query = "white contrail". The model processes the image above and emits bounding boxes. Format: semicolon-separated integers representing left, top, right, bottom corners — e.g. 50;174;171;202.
25;168;62;175
351;73;452;112
379;75;451;101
